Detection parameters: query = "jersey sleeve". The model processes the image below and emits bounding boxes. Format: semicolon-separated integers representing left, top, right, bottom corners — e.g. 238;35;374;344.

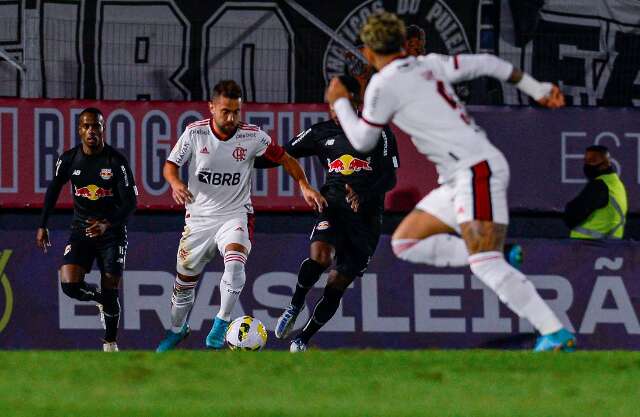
255;131;285;162
108;154;138;226
167;129;193;167
361;73;399;127
283;127;319;158
433;53;513;84
39;151;72;228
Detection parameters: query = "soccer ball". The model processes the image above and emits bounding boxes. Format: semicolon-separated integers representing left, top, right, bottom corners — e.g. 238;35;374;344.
225;316;268;351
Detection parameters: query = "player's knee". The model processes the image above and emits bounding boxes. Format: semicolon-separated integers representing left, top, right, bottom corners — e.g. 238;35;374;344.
310;251;332;269
326;271;353;292
392;238;433;263
101;273;121;290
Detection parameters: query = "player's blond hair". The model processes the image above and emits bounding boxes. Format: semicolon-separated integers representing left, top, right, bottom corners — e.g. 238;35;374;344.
359;11;406;54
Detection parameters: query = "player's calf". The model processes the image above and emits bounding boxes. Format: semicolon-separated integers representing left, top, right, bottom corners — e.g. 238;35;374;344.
170;276;197;332
60;281;102;302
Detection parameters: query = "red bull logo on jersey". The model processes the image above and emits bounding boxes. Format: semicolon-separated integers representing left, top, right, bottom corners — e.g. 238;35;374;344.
74;184;113;201
327;155;372;176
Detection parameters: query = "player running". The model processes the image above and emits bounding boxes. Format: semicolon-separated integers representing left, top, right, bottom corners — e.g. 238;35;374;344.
156;80;326;352
36;107;138;352
255;75;399;352
326;12;575;352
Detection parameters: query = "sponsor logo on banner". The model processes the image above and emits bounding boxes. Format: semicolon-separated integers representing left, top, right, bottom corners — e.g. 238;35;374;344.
100;168;113;180
322;0;472;83
0;250;14;334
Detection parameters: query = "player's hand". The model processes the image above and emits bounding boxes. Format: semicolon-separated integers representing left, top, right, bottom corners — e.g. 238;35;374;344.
36;227;51;254
537;84;565;109
301;185;328;213
171;181;193;205
325;77;350;105
85;219;111;238
345;184;360;213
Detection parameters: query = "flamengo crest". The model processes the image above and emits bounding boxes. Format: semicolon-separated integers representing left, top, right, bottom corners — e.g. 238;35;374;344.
233;146;247;161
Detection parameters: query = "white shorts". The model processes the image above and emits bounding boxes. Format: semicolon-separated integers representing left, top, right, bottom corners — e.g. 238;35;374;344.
416;154;510;233
176;214;254;276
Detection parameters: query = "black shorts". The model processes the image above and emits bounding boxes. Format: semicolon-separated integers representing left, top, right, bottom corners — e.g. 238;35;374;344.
310;207;382;279
62;227;128;276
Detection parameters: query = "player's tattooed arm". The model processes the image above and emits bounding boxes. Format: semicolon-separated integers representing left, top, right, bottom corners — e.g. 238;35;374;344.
277;152;327;212
163;161;193;205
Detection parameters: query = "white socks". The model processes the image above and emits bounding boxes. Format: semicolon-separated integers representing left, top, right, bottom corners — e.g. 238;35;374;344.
217;251;247;322
392;235;469;267
469;252;563;335
170;277;197;333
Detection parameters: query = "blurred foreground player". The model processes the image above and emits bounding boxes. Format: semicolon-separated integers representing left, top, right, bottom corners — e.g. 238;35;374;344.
36;108;138;352
256;75;398;352
156;80;326;352
327;12;575;352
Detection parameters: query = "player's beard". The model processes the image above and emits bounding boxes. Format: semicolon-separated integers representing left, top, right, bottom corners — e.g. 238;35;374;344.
216;120;237;136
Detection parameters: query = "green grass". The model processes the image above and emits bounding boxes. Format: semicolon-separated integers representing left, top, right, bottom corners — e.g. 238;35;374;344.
1;350;639;417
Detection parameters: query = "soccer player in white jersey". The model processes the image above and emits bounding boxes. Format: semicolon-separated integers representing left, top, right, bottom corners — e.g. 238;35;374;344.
326;12;575;352
156;80;327;351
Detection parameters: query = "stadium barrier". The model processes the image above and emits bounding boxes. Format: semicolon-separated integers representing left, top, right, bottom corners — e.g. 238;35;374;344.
1;99;639;213
1;233;639;350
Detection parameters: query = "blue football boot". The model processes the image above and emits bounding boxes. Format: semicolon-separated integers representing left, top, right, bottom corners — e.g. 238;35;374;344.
534;328;577;352
275;304;301;339
504;243;523;270
205;317;230;349
156;324;190;352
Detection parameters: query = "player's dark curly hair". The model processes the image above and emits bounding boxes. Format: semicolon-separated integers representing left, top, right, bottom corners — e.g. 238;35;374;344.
406;24;425;42
212;80;243;100
338;75;361;99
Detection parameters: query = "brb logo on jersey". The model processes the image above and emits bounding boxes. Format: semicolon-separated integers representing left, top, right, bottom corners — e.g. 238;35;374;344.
233;146;247;161
327;154;372;175
74;184;113;200
198;169;241;186
322;0;472;83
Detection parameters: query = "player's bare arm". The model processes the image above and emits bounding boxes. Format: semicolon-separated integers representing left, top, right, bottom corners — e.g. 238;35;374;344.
163;161;193;205
36;227;51;253
85;218;111;238
277;152;327;212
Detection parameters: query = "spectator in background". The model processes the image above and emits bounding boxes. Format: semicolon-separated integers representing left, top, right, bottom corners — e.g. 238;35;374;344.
564;145;627;239
405;24;426;56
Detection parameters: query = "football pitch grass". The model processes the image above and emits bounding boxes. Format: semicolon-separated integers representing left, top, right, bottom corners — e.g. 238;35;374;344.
1;350;638;417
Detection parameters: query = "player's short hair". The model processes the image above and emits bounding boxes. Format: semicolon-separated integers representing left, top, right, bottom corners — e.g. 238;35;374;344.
212;80;243;100
338;75;361;99
586;145;609;156
360;11;406;55
406;24;425;42
78;107;104;122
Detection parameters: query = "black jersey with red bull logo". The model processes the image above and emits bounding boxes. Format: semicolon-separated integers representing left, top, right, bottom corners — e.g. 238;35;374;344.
282;119;399;211
40;145;138;230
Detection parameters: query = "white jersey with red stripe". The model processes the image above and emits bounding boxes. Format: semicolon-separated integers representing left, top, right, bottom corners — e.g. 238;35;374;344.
362;53;513;183
167;119;284;218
